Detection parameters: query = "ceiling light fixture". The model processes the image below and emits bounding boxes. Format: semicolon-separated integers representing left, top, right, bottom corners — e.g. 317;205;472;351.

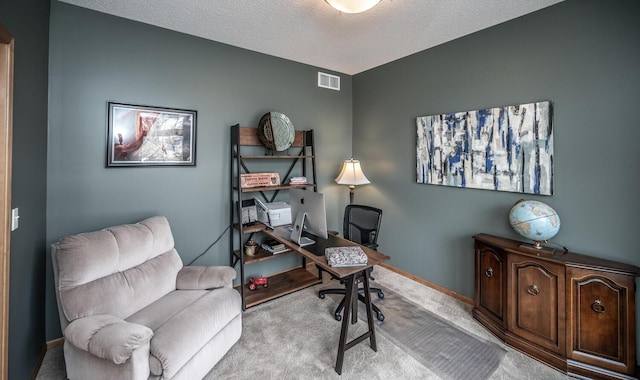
325;0;381;14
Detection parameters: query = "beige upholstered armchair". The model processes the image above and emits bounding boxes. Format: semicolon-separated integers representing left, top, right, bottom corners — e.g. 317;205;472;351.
51;216;242;380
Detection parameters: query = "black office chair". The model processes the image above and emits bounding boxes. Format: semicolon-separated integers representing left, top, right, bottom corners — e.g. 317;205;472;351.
318;204;385;322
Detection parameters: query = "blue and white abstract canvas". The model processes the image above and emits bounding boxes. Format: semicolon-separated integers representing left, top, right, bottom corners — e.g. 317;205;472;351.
416;101;553;195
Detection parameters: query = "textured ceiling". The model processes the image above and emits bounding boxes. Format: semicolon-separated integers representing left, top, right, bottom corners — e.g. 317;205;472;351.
57;0;564;75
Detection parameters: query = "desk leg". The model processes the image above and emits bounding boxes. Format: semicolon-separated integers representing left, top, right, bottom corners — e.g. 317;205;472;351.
351;277;358;324
334;269;379;375
335;273;355;375
361;269;377;351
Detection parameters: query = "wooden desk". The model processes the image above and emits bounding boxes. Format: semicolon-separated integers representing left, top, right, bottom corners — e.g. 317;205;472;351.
267;226;390;375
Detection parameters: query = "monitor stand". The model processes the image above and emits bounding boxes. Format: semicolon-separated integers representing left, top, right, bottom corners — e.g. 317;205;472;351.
291;212;315;247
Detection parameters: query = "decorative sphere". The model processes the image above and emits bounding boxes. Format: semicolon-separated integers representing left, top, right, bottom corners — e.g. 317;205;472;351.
509;200;560;243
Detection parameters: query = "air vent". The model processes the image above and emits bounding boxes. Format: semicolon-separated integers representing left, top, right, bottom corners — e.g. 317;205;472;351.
318;72;340;91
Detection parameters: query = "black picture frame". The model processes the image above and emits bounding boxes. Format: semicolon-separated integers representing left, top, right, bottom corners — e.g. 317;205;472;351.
106;102;197;167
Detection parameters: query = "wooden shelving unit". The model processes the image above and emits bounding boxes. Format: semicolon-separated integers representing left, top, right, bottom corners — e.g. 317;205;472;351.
233;183;315;194
229;124;321;310
234;268;321;308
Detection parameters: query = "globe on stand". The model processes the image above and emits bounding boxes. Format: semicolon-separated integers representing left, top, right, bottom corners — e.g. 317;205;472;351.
509;199;561;252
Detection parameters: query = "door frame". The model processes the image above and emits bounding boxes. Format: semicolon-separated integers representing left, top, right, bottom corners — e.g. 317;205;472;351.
0;23;14;380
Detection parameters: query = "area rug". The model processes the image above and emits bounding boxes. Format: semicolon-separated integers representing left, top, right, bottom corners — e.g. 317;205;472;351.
346;284;507;380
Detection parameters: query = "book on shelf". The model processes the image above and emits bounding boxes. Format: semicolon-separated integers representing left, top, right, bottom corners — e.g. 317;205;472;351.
289;176;308;185
261;239;290;255
325;246;368;267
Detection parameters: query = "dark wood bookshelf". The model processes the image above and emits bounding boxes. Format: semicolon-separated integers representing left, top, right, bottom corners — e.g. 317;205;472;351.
230;125;319;310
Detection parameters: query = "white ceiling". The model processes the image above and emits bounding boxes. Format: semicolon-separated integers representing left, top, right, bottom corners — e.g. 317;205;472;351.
58;0;564;75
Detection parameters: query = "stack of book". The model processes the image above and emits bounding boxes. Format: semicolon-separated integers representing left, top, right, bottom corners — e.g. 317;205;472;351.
289;176;308;185
325;246;368;267
261;239;290;255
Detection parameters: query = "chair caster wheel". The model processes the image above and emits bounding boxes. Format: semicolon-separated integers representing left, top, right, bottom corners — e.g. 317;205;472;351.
335;314;342;321
377;291;384;299
377;313;385;321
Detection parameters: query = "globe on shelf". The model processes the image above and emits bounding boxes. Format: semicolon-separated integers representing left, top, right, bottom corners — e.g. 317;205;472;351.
508;199;560;249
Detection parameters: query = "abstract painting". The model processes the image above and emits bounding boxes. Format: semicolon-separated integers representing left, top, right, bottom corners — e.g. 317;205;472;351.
416;101;553;195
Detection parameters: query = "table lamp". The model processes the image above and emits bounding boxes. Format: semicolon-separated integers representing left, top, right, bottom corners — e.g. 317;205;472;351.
335;157;370;204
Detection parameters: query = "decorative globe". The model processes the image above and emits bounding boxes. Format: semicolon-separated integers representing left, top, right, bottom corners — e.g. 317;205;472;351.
509;200;560;248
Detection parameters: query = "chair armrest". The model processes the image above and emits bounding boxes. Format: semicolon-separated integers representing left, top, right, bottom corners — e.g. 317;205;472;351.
65;315;153;364
176;266;237;290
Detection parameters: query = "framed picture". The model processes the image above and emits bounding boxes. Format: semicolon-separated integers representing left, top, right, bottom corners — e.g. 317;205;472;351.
106;102;197;167
416;100;553;195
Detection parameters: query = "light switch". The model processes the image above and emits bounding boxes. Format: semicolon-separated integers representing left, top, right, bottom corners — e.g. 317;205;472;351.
11;208;18;231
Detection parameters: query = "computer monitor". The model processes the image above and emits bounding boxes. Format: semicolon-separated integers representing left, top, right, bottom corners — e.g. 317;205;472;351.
289;188;328;247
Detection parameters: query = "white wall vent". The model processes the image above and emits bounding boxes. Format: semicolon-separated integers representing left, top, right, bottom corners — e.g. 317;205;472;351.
318;72;340;91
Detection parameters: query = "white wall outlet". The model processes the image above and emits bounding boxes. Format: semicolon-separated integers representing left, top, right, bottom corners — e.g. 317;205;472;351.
11;208;19;231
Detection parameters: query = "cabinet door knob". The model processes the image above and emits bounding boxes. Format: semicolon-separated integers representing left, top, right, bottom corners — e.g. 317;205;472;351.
485;267;494;278
591;299;606;313
527;284;539;296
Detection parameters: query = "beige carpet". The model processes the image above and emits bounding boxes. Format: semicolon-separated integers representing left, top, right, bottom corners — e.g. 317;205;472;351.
37;266;569;379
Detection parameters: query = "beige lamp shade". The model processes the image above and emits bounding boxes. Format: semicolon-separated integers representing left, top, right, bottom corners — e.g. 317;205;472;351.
325;0;381;13
335;158;370;186
335;158;370;203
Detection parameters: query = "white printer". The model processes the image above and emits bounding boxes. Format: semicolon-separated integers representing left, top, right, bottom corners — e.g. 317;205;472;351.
255;198;292;227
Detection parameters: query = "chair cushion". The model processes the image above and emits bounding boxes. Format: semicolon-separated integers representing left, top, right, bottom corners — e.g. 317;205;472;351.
147;288;242;377
59;251;183;321
126;290;209;331
55;216;175;288
53;216;183;322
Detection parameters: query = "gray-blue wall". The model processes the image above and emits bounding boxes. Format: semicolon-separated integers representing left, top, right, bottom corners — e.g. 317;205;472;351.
46;2;354;340
353;0;639;358
0;0;50;378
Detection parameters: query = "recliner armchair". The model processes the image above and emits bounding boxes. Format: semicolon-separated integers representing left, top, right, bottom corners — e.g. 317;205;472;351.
51;216;242;380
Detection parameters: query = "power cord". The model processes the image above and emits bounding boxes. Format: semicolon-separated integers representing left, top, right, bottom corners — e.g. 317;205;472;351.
186;224;231;266
545;240;569;254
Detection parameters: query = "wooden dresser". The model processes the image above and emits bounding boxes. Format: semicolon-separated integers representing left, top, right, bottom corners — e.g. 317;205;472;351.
473;233;639;380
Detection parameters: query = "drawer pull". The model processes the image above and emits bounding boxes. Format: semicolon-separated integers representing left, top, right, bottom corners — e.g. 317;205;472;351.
527;284;539;296
591;300;606;313
485;267;494;278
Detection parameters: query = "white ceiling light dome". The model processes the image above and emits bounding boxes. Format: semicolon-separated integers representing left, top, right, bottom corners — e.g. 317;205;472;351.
325;0;381;14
